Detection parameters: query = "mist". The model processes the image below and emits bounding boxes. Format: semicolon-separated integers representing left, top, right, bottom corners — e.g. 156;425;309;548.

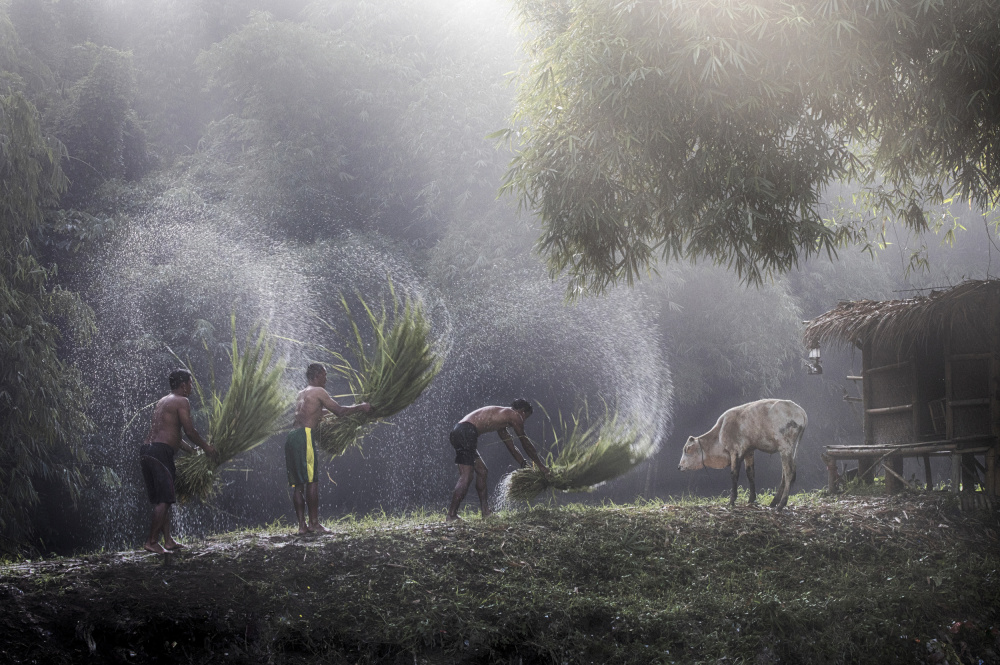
5;0;998;553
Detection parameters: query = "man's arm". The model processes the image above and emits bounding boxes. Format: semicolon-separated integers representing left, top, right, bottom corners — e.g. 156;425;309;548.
511;420;551;475
517;434;550;474
320;391;372;417
498;428;528;468
178;398;217;458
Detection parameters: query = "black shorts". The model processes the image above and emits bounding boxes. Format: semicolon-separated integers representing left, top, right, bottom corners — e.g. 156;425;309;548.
140;442;177;505
450;421;480;466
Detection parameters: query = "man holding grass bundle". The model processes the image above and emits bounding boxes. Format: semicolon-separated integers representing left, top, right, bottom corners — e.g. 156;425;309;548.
287;363;371;535
446;399;551;521
141;368;218;554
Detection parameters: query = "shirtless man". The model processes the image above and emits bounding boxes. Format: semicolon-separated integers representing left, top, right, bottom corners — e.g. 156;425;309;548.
446;399;551;521
140;368;218;553
286;363;371;535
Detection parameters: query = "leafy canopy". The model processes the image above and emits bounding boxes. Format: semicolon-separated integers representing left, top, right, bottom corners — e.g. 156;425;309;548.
501;0;1000;294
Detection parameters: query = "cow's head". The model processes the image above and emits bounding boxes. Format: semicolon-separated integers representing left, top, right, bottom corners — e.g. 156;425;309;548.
678;436;704;471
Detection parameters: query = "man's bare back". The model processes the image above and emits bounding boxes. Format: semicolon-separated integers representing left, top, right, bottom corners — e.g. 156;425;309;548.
460;405;527;436
294;385;332;430
460;403;550;474
144;391;208;454
293;383;370;430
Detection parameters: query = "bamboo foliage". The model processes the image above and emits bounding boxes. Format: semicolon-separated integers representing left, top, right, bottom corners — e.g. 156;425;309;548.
175;322;292;502
506;404;653;502
315;284;442;457
503;0;1000;295
0;92;92;553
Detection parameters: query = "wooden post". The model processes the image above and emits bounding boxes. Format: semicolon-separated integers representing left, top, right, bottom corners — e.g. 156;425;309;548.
821;453;837;492
886;456;904;493
946;324;957;493
945;329;954;442
885;358;921;495
923;454;933;489
861;340;875;484
987;447;997;497
991;299;1000;497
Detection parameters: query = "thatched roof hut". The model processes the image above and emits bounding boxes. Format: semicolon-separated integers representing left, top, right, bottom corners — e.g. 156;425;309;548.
803;280;999;500
804;280;1000;356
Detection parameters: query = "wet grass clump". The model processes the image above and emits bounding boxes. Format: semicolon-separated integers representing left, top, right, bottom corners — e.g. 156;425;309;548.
0;492;997;664
175;323;291;502
314;284;442;457
507;406;653;501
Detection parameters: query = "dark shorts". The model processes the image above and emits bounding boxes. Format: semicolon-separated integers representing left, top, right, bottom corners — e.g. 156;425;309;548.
140;442;176;505
285;427;318;487
450;421;480;466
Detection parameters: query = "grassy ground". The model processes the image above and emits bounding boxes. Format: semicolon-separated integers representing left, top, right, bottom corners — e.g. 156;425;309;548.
1;491;997;664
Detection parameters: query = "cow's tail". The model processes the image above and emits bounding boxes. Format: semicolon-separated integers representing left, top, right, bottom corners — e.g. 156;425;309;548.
790;412;807;483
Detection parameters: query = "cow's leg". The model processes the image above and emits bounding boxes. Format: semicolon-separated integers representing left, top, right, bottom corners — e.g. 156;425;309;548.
729;452;741;506
769;464;782;507
772;451;795;509
782;454;797;508
744;452;757;505
769;464;785;508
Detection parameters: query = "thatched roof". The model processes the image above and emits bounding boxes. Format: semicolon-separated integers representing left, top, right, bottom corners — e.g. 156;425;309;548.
803;280;1000;351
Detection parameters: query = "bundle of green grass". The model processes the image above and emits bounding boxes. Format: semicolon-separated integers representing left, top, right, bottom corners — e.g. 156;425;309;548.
315;285;442;457
506;406;654;502
175;325;291;502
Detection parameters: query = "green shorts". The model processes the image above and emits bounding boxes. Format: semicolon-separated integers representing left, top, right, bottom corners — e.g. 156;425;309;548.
285;427;319;486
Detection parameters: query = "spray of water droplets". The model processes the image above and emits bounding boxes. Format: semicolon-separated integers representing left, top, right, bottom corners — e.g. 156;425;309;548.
73;191;671;548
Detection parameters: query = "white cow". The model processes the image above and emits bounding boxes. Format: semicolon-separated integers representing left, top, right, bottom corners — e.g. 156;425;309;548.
678;399;807;509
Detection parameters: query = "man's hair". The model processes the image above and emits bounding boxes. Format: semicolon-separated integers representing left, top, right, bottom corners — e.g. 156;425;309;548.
511;398;533;415
169;369;192;390
306;363;326;381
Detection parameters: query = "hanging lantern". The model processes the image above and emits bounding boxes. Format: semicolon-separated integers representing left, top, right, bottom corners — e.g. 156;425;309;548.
806;346;822;375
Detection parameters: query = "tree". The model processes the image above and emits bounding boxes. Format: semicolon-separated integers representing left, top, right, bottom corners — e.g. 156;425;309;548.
192;3;519;242
193;11;412;238
501;0;1000;295
48;44;150;205
0;92;93;553
305;0;520;232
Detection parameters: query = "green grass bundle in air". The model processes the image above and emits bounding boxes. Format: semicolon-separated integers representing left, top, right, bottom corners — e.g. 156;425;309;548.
315;284;442;457
506;406;653;502
175;324;291;502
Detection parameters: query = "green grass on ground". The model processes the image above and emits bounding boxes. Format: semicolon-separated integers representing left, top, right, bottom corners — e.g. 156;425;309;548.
1;491;997;664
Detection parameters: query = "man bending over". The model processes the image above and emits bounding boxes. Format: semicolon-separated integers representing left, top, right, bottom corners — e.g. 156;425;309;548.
447;399;550;521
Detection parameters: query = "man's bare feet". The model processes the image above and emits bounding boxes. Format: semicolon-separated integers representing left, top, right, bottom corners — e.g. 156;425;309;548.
445;514;463;522
482;508;494;519
307;523;331;535
143;542;166;554
164;542;185;551
295;526;310;536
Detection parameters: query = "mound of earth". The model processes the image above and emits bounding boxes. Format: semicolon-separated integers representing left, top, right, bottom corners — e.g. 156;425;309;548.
1;493;997;664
